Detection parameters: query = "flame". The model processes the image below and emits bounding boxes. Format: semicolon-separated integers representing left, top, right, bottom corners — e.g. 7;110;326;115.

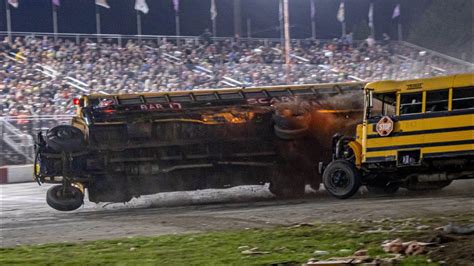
201;112;255;124
314;109;358;114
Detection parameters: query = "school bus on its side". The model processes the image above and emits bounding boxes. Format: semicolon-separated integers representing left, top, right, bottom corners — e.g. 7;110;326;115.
321;73;474;198
34;82;364;211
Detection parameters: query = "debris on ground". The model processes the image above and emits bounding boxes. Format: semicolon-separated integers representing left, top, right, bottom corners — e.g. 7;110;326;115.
352;249;367;256
241;247;271;255
405;241;426;256
337;249;352;253
290;223;315;228
429;233;461;244
313;250;330;256
305;255;404;266
436;223;474;235
303;220;473;265
382;238;404;254
382;238;432;255
306;254;378;265
306;258;353;265
305;250;397;265
415;225;430;230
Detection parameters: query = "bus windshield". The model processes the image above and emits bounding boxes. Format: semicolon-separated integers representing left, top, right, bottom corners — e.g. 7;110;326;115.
369;92;397;119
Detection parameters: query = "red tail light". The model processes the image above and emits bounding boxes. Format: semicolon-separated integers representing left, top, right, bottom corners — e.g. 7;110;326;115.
102;109;116;114
73;98;81;106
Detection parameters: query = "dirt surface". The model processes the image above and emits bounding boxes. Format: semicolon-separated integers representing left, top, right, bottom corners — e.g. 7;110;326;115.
428;234;474;265
1;180;473;248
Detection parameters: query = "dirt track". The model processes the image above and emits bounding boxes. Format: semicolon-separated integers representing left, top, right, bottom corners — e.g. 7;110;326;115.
1;180;473;247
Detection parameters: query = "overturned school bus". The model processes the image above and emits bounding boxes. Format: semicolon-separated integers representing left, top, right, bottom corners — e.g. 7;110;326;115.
321;73;474;199
35;82;364;211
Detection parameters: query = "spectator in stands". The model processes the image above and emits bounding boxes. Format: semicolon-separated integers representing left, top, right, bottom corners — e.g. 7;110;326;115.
200;29;213;44
0;34;469;119
382;33;391;46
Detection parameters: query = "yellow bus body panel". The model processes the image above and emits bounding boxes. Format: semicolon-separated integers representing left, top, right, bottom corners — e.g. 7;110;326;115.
362;73;474;164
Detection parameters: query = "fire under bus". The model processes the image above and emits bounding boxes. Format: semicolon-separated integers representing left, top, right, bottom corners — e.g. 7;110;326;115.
34;82;364;211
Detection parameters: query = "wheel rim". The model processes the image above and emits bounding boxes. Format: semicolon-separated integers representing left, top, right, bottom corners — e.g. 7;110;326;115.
54;187;79;200
327;168;354;196
56;128;72;139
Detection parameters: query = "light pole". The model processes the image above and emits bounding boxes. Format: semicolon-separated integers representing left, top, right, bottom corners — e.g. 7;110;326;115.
5;0;12;44
283;0;291;83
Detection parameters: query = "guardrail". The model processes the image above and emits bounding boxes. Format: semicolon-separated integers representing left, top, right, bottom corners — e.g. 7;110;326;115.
0;31;303;46
0;118;35;163
3;31;471;66
0;31;369;51
0;164;34;184
399;41;474;68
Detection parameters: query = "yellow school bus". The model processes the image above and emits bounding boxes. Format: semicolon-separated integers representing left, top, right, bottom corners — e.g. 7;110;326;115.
321;73;474;198
35;82;365;211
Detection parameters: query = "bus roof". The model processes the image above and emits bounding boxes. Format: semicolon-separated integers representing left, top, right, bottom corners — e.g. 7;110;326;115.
365;73;474;93
85;81;366;100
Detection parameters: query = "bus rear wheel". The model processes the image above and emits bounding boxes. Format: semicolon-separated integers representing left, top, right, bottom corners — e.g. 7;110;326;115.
323;160;361;199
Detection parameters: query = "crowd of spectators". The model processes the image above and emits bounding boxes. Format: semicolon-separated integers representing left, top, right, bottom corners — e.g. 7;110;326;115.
0;34;471;118
0;33;471;165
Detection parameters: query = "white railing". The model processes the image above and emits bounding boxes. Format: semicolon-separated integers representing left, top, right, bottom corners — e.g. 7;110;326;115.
399;41;474;68
0;118;35;163
0;31;294;45
0;115;73;165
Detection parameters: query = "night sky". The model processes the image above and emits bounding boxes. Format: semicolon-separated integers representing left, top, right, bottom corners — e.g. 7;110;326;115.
0;0;431;39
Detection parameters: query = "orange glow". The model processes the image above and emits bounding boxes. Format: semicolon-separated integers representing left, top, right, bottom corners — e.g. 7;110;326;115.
314;109;356;114
201;112;255;124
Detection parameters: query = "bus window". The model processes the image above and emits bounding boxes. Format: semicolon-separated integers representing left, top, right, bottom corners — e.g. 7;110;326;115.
452;87;474;110
400;93;422;115
426;89;449;112
370;92;396;118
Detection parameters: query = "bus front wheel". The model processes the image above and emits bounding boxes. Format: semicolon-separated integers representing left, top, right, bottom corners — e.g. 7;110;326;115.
323;160;361;199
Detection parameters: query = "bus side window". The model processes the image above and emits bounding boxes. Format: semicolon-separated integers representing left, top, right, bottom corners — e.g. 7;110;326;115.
452;87;474;110
400;92;422;115
426;89;449;112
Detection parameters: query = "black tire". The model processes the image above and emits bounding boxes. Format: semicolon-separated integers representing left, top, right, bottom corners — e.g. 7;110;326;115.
46;185;84;211
273;112;311;140
45;125;85;153
323;160;361;199
366;183;400;195
274;125;309;140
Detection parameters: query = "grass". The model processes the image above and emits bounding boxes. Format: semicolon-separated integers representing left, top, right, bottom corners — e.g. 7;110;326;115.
1;214;472;265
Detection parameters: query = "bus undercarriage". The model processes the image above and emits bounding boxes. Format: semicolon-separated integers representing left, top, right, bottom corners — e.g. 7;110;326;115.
35;83;363;211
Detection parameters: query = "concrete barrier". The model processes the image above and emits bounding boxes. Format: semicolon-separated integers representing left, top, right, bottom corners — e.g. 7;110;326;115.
0;164;34;184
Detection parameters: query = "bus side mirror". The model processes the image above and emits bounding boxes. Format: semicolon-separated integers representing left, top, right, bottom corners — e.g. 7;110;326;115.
368;90;373;108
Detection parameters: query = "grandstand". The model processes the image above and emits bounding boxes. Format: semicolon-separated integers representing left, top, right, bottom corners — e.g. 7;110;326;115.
0;32;473;165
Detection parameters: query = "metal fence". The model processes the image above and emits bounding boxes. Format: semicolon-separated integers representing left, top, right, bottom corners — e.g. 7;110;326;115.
0;31;309;47
0;115;72;166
